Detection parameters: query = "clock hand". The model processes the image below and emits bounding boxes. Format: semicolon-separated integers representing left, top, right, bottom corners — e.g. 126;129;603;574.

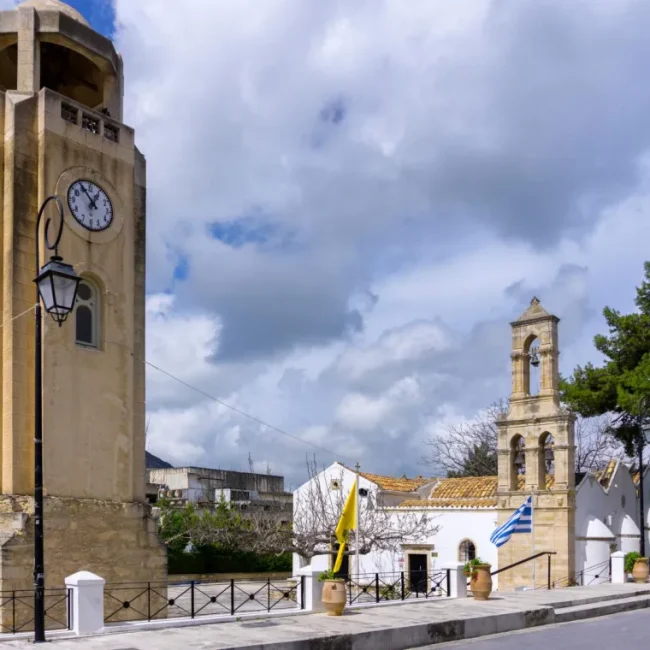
80;183;98;210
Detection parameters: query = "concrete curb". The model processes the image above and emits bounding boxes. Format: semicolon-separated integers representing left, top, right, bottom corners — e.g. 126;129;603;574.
214;606;556;650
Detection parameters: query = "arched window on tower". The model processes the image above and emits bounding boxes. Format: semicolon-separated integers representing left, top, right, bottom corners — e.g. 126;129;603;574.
524;335;541;396
75;279;99;349
539;433;554;486
510;435;526;490
459;539;476;563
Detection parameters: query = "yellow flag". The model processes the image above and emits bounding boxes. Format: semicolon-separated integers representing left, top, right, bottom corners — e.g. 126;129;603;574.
332;479;357;574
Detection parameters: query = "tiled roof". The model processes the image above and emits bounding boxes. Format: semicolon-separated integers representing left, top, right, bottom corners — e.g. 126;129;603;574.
400;497;498;509
429;476;498;501
596;460;617;489
397;474;554;509
358;471;433;493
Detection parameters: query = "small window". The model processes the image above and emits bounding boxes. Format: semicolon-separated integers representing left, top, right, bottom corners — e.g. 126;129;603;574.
459;539;476;563
75;280;99;348
330;479;341;490
61;103;78;125
82;113;100;134
103;123;119;143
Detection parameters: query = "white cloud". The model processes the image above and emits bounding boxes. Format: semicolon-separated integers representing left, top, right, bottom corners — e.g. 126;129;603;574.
108;0;650;485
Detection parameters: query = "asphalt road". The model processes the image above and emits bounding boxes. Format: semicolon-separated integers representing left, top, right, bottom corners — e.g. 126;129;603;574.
411;609;650;649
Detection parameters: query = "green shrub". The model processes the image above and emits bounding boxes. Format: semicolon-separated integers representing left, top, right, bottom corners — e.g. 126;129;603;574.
168;545;292;575
463;557;486;580
625;551;641;574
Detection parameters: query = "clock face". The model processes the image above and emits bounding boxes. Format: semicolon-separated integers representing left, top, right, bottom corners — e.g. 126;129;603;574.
67;180;114;232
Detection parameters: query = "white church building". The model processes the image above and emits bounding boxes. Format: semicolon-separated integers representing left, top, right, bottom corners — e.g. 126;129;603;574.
293;299;648;591
293;459;647;590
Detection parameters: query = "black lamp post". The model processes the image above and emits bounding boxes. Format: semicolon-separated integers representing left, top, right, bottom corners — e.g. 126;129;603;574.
32;196;81;643
640;405;650;560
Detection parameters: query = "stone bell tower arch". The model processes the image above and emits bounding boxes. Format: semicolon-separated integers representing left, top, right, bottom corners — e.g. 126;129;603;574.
496;298;576;590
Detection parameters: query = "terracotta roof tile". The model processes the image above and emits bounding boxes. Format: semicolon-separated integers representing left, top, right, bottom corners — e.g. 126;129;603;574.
400;497;498;509
396;474;554;508
596;460;617;488
358;471;433;492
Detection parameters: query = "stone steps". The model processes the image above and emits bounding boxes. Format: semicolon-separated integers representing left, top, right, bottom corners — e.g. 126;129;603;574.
555;594;650;623
549;586;650;611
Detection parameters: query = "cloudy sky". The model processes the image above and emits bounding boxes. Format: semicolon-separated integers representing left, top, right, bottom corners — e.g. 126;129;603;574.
45;0;650;487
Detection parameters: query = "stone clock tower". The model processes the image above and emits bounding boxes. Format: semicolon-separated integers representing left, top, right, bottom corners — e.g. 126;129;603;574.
496;298;576;590
0;0;166;593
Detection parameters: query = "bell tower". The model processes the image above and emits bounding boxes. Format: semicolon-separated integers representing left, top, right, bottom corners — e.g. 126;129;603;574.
496;298;575;590
0;0;165;596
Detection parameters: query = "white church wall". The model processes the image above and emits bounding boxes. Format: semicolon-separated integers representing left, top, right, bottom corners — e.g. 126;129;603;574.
292;462;502;589
292;462;380;575
574;463;639;582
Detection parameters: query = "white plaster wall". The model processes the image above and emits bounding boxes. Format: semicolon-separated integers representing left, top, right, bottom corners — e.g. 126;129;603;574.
574;463;639;579
576;538;611;586
292;462;380;574
292;463;500;587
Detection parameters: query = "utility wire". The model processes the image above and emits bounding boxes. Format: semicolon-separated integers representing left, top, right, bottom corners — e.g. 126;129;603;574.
0;304;37;329
104;338;349;462
0;308;347;461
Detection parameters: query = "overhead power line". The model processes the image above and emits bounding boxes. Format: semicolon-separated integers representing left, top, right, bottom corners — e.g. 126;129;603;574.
105;339;349;462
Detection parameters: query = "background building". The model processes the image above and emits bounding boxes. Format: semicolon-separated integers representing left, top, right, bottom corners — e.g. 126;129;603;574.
147;463;292;522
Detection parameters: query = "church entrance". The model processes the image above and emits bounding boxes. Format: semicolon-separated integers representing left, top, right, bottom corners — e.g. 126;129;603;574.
333;543;349;579
408;553;428;594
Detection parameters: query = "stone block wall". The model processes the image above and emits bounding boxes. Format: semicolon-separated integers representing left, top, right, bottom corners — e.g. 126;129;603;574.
0;495;167;630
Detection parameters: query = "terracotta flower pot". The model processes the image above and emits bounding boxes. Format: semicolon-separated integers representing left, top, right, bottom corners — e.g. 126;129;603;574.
321;579;347;616
632;558;649;584
470;564;493;601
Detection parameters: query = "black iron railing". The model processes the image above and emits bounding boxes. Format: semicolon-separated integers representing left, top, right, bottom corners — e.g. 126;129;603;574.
0;589;70;634
104;577;304;623
468;551;556;591
344;570;450;605
552;559;611;589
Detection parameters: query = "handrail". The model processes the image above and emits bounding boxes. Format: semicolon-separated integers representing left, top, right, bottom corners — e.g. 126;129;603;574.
552;559;610;589
467;551;557;592
490;551;556;577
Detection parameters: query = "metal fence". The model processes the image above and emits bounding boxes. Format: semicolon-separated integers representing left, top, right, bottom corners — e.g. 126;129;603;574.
552;559;611;589
344;569;451;606
104;576;304;623
0;589;70;634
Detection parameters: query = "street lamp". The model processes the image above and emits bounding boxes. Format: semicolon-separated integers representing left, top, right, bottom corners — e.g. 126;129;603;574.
640;415;650;559
32;196;80;644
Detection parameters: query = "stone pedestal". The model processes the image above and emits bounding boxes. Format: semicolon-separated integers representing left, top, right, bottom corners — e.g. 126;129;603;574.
295;568;325;613
610;551;626;584
442;562;467;599
66;571;105;636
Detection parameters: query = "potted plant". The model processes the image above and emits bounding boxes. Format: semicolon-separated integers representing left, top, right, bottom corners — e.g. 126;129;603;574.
318;569;347;616
464;557;492;601
626;551;649;584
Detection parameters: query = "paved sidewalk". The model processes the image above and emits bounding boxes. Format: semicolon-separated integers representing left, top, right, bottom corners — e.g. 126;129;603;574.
0;584;647;650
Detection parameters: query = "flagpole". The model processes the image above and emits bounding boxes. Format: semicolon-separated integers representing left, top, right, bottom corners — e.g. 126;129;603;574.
531;493;536;589
355;462;361;580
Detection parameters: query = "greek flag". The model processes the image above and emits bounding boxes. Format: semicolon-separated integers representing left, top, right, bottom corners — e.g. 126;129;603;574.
490;496;532;547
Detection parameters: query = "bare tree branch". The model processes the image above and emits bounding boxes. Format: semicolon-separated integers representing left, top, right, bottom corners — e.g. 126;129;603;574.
423;399;506;477
424;398;627;476
158;458;439;562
